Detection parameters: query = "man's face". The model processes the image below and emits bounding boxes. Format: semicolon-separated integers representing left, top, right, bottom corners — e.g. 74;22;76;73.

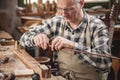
57;0;81;23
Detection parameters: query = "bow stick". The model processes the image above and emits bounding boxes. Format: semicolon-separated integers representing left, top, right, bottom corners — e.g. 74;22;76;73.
48;45;120;60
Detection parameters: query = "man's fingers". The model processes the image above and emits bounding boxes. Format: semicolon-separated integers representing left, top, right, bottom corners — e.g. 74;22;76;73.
51;37;60;51
33;34;49;50
39;36;44;49
55;39;62;50
34;37;40;47
42;36;49;50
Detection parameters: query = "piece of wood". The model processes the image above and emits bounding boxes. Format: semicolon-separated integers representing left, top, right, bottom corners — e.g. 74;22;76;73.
0;31;14;45
19;48;43;80
14;41;21;50
14;69;34;77
12;46;43;80
0;39;15;45
0;31;13;39
112;59;120;80
40;64;51;78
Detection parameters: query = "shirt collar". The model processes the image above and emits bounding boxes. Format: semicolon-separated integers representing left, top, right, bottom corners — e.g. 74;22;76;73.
63;11;89;32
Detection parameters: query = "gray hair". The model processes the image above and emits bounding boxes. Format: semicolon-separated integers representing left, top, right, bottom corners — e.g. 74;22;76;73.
56;0;81;2
75;0;81;7
75;0;81;3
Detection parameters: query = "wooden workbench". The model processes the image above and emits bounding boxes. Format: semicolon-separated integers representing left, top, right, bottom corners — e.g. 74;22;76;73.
0;31;15;45
0;44;43;80
0;43;65;80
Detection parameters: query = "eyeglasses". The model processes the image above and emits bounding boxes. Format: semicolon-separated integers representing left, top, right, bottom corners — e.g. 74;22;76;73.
57;5;76;12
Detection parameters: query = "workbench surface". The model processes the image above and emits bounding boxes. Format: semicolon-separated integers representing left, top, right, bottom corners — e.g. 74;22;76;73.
0;44;65;80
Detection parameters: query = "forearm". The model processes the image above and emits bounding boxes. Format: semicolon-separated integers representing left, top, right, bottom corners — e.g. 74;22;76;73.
20;32;36;48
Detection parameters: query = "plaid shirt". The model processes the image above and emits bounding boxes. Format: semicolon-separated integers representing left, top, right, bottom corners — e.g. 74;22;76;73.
20;12;112;72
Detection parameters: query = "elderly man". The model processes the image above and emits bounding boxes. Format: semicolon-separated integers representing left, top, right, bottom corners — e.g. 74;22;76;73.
20;0;112;80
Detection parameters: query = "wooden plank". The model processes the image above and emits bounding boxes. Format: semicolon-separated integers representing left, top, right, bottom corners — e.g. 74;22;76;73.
12;42;43;80
14;69;34;76
19;49;43;80
0;39;15;45
0;31;13;39
0;31;14;45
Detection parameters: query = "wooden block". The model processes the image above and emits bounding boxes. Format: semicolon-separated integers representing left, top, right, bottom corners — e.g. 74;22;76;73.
15;41;18;50
14;69;34;76
40;64;51;78
0;31;12;39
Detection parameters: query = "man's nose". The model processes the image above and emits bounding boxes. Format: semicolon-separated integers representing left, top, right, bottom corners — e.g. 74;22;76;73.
61;10;68;16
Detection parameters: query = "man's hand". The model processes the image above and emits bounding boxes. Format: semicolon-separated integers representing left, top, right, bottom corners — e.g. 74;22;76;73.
51;36;75;51
33;34;49;50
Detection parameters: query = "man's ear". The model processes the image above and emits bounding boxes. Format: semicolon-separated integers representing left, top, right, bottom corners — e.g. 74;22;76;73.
80;0;84;8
